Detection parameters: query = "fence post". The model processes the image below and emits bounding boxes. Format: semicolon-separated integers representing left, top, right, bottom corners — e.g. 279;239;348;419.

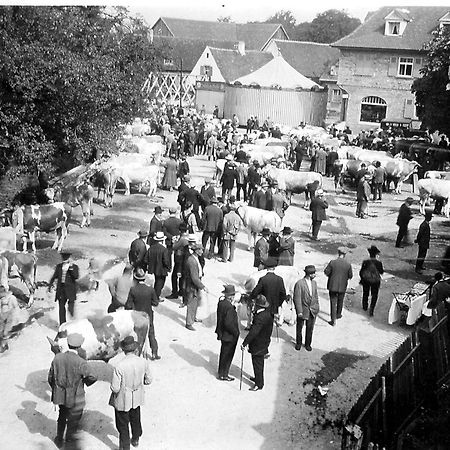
417;327;438;407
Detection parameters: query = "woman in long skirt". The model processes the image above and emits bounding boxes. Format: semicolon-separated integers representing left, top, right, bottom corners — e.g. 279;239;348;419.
162;154;178;191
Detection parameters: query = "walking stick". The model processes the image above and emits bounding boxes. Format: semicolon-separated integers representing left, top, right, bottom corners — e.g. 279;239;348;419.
239;346;244;391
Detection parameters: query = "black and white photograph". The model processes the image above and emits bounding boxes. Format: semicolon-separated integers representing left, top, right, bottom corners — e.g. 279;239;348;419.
1;0;450;448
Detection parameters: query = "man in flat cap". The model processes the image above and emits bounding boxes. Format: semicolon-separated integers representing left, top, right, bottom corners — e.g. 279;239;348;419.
324;247;353;326
48;251;80;325
215;285;240;381
48;333;97;448
293;265;320;351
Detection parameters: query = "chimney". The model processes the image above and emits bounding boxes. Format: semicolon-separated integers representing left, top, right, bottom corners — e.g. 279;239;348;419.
237;41;245;56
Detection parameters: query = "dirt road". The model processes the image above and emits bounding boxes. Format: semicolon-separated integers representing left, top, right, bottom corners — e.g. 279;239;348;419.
1;155;447;450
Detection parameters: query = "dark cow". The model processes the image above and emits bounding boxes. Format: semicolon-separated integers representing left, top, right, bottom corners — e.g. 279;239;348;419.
0;251;37;304
20;202;72;253
47;310;151;361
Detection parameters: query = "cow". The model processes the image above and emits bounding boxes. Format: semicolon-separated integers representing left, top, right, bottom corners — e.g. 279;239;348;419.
116;164;160;197
263;166;322;206
91;168;119;208
424;171;450;180
334;159;375;185
126;138;165;165
240;266;301;327
353;149;394;161
0;251;37;305
379;158;420;194
0;291;30;352
418;178;450;217
236;204;282;249
60;182;94;228
18;202;72;253
47;309;151;361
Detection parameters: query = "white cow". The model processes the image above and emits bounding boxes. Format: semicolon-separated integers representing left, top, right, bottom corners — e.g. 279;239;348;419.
378;158;420;194
353;149;394;161
424;171;450;180
123;138;164;165
236;204;282;249
115;165;160;197
418;178;450;217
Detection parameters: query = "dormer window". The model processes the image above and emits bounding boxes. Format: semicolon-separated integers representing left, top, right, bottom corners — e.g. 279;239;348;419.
389;22;400;35
384;9;410;36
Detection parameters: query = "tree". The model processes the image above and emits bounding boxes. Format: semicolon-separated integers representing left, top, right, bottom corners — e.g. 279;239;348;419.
412;27;450;135
307;9;361;43
265;10;297;38
217;16;232;23
0;6;166;201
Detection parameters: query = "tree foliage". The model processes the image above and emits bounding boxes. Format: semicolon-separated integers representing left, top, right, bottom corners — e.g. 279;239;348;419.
412;27;450;135
217;15;233;23
0;6;165;187
266;10;297;38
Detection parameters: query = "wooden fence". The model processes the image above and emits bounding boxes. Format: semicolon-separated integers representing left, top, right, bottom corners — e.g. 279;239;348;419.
342;303;450;449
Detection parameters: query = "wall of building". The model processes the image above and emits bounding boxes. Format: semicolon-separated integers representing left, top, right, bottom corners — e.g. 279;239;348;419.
337;49;424;133
195;82;226;116
190;48;226;83
152;19;172;37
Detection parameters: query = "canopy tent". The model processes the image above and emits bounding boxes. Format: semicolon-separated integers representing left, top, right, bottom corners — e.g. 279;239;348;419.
233;55;320;90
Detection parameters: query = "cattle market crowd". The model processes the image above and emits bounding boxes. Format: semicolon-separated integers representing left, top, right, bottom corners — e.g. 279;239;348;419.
1;100;450;450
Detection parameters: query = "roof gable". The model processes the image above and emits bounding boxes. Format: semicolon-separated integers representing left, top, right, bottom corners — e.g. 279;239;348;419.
439;12;450;22
270;40;340;81
209;48;273;83
334;6;450;51
236;23;284;50
384;8;412;22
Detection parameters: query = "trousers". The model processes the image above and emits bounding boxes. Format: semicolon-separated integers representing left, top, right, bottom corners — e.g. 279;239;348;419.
218;339;238;378
222;239;236;262
311;220;322;239
415;246;428;270
396;225;409;247
58;296;75;325
251;354;265;389
153;276;166;299
329;291;345;324
202;231;219;254
296;311;316;347
186;289;200;326
56;403;84;443
115;407;142;450
361;282;380;312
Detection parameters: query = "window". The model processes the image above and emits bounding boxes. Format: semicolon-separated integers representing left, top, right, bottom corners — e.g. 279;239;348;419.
388;21;400;35
398;57;413;77
331;89;341;102
360;96;387;123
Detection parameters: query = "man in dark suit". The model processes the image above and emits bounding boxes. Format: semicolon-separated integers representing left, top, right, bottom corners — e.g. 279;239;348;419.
148;206;164;244
128;229;148;269
242;294;273;391
309;188;328;240
184;243;208;331
48;251;80;325
293;265;320;351
415;211;432;273
200;178;216;209
48;333;97;447
265;182;276;211
247;161;261;202
126;268;160;360
395;197;414;248
215;285;240;381
250;258;287;316
324;247;353;326
253;228;270;270
145;231;171;301
201;197;223;258
252;183;267;210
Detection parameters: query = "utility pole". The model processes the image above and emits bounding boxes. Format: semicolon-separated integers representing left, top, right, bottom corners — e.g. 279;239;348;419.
179;58;183;108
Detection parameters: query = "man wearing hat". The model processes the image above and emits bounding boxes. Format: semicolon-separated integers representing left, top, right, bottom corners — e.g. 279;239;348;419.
163;207;182;255
414;211;432;274
221;158;238;201
169;223;190;300
129;229;148;269
396;197;414;248
251;258;287;317
278;227;295;266
221;203;242;263
202;196;223;259
145;231;171;302
215;285;240;381
270;187;289;219
309;189;328;240
356;174;371;219
241;294;273;391
200;178;216;208
48;251;80;325
48;333;97;447
324;247;353;326
148;206;164;244
177;154;190;180
265;181;277;211
252;183;267;210
184;243;208;331
360;246;384;316
247;161;261;202
126;268;160;360
109;336;152;450
293;265;320;351
254;228;271;270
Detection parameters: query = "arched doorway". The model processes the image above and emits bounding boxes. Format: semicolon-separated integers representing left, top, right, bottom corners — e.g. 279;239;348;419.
360;96;387;123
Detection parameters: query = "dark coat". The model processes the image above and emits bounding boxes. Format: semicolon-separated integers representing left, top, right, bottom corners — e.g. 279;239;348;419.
126;282;159;317
242;307;273;355
184;254;205;294
253;190;267;210
49;262;79;302
278;236;294;266
251;271;287;315
247;166;261;186
163;217;183;247
180;187;202;212
356;179;371;201
397;203;412;227
293;277;320;318
128;238;147;268
428;280;450;309
265;189;274;211
48;351;97;408
309;197;328;221
324;257;353;293
200;185;216;206
145;242;171;276
359;258;384;285
415;220;431;249
149;216;164;239
215;299;240;342
221;166;237;190
177;161;190;179
203;204;223;232
253;237;269;268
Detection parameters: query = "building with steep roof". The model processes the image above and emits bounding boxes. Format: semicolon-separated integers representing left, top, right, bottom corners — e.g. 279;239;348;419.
332;6;450;133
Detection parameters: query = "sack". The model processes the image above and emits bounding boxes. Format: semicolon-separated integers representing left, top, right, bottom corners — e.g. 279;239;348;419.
361;261;380;284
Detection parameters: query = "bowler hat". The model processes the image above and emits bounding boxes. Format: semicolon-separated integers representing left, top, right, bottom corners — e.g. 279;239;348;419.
133;268;146;281
337;247;348;255
154;206;163;214
282;226;293;235
61;251;72;260
304;265;316;275
138;229;148;238
255;294;269;308
120;336;139;352
67;333;84;348
154;231;165;241
405;197;414;204
367;245;380;255
260;227;271;236
222;285;236;295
